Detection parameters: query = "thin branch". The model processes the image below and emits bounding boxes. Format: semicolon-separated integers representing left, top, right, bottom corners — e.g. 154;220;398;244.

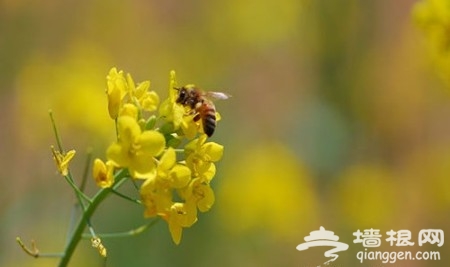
49;110;63;152
58;169;129;267
80;148;93;193
63;173;91;205
82;219;160;239
16;237;39;258
111;189;142;205
16;237;63;258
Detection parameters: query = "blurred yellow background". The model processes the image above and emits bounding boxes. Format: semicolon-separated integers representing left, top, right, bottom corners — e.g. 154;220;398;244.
1;0;449;266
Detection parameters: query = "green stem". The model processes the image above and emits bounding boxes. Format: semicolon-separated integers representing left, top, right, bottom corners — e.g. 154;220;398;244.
64;174;91;205
111;189;142;205
49;110;63;152
49;110;90;206
81;219;159;239
79;148;93;193
58;169;128;267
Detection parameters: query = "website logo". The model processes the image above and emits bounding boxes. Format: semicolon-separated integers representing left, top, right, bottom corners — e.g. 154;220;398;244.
296;227;444;265
296;226;349;265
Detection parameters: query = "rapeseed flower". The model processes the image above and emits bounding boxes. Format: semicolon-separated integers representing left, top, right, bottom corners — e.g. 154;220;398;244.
51;146;76;176
184;177;215;212
140;147;194;244
98;68;226;245
156;147;191;188
140;176;173;218
20;67;227;266
140;148;192;218
184;135;223;176
126;74;159;113
159;70;185;130
106;68;127;119
163;202;197;245
106;116;165;179
92;158;115;188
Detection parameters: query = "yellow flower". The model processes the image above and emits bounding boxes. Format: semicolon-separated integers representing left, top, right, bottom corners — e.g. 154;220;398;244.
126;73;160;113
184;135;223;175
157;147;191;188
119;103;139;119
140;148;191;217
163;202;197;245
100;67;226;245
185;177;215;212
51;146;76;176
106;116;165;179
92;158;115;188
180;115;200;139
140;147;199;245
178;163;216;216
106;67;127;119
159;70;185;130
140;177;173;218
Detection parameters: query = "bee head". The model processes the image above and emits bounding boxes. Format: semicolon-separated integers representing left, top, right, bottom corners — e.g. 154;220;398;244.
174;87;187;103
175;85;197;103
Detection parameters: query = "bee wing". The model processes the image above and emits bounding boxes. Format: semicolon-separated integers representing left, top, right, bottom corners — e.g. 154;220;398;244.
206;91;231;100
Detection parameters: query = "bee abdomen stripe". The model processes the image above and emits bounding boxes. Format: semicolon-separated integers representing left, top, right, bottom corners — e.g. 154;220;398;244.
203;114;216;137
205;115;216;124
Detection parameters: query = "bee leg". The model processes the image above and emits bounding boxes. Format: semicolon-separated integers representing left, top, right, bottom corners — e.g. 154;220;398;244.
193;114;201;122
185;109;196;116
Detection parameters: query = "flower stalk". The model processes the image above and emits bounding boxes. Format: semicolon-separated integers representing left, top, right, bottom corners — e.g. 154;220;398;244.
58;169;128;267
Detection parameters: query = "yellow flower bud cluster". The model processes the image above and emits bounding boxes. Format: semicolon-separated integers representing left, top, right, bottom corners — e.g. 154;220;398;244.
93;68;224;244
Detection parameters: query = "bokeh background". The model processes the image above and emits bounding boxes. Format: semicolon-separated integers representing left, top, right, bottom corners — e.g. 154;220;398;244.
1;0;450;266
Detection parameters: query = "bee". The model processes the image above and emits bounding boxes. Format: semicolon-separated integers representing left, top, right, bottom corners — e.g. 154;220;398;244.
175;85;230;137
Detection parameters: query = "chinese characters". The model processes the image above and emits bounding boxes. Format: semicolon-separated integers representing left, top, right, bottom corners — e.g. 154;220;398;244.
353;228;444;247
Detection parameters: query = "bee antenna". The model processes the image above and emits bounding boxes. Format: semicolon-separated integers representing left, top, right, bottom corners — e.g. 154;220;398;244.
173;87;180;91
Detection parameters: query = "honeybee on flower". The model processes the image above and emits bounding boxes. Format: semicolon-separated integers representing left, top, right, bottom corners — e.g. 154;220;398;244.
174;85;230;137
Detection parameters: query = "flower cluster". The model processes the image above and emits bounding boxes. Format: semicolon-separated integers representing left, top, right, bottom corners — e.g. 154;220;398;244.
93;68;224;244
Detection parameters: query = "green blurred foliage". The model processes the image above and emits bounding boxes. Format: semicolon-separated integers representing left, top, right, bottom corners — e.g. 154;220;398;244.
1;0;450;266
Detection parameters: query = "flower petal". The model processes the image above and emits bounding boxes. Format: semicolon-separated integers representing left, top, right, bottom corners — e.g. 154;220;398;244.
117;116;141;145
169;164;191;188
197;184;215;212
93;159;115;188
129;157;157;179
168;219;183;245
107;86;122;119
141;91;160;112
106;142;129;167
51;146;76;176
201;163;216;182
119;103;138;119
138;130;165;156
203;142;223;162
159;147;176;171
